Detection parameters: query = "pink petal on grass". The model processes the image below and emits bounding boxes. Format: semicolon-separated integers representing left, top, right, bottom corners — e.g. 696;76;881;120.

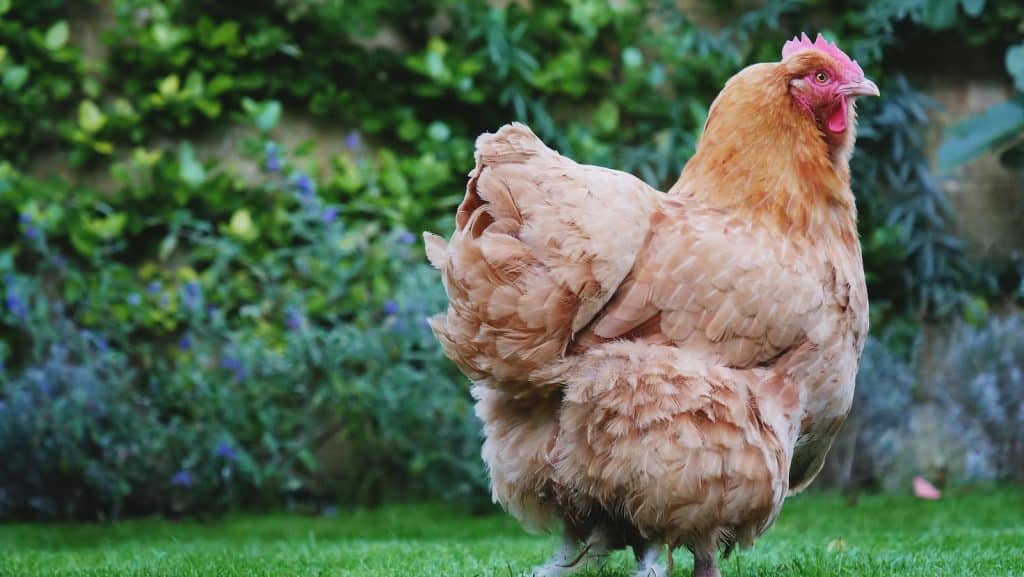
913;476;942;500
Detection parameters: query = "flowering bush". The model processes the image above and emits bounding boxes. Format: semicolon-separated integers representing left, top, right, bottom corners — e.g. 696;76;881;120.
936;314;1024;483
0;136;479;519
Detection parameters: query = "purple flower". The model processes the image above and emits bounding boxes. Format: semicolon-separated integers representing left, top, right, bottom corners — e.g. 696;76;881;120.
285;309;304;331
134;7;151;25
96;336;109;353
183;282;202;310
344;131;362;152
221;355;246;382
127;293;141;306
170;469;194;488
147;281;162;294
292;173;315;197
18;213;31;224
5;293;26;320
383;300;399;316
178;335;191;351
397;232;415;245
267;156;281;173
265;142;282;173
215;442;238;461
221;355;242;371
321;206;339;224
37;381;52;398
25;225;39;240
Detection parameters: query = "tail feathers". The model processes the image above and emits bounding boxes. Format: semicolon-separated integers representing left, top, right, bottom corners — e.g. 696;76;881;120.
457;123;548;233
424;128;575;392
474;122;552;167
424;122;658;396
423;232;447;269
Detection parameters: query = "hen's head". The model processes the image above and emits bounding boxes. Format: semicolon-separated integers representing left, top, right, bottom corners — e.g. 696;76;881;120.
781;33;879;137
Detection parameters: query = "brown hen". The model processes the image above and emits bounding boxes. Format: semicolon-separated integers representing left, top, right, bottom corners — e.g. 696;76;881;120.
425;34;877;577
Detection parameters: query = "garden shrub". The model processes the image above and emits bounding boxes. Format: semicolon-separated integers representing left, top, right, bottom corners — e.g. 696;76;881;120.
936;313;1024;483
0;136;479;519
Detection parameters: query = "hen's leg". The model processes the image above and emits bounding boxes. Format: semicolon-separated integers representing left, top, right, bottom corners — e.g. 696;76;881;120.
691;550;720;577
632;542;667;577
530;533;578;577
531;529;610;577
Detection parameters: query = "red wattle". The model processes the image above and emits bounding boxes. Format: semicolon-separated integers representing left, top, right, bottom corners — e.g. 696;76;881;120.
827;97;848;133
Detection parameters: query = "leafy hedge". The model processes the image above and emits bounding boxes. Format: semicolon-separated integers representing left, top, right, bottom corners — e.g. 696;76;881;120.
0;1;1019;518
1;143;481;519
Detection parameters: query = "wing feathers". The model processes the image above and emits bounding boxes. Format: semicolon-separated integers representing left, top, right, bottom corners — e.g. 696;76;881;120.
577;202;827;370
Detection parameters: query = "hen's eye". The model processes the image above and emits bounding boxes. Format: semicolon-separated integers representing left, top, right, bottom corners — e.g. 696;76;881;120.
814;72;830;84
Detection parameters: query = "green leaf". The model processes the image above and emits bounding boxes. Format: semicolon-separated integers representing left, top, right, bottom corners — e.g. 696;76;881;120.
92;140;114;155
937;98;1024;171
427;121;450;141
159;75;180;96
184;71;204;95
84;212;126;240
207;74;233;95
178;142;205;186
78;100;106;133
151;23;180;49
0;0;11;15
593;100;619;133
622;46;643;68
44;21;69;51
132;147;163;166
69;227;97;256
920;0;958;29
1006;44;1024;92
256;100;281;132
297;449;317;472
960;0;985;16
228;209;258;242
210;21;240;48
3;66;28;90
158;235;178;260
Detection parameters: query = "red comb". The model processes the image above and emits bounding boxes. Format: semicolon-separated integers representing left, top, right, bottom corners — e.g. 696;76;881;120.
782;33;864;79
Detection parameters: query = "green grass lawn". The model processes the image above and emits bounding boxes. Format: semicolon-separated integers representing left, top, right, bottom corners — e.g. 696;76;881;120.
1;490;1022;577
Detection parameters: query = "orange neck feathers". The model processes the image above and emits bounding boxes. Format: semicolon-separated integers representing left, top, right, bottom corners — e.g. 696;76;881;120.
670;63;858;245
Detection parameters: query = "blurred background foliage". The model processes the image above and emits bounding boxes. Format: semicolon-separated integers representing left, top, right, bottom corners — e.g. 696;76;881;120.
0;0;1021;520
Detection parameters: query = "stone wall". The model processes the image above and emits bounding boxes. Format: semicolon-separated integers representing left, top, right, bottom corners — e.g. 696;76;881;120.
929;79;1024;261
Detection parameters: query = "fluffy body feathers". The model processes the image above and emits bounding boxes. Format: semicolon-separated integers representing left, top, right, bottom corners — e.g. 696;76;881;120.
426;39;871;576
